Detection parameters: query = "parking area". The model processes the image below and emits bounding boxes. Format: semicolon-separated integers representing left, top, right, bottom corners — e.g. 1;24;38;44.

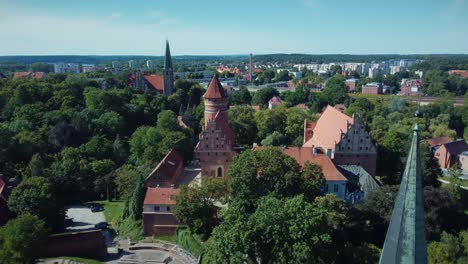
66;205;106;231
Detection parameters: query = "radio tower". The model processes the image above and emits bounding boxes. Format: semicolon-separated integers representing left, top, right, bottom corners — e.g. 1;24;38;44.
249;53;253;88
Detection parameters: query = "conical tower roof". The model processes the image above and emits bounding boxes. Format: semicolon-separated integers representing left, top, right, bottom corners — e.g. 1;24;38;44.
164;40;173;69
379;123;427;264
204;75;227;99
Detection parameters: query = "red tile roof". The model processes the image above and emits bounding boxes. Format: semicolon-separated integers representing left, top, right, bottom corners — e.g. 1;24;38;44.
295;103;309;111
13;72;44;79
144;187;180;205
253;146;348;181
303;105;353;151
448;70;468;78
204;75;227;99
143;75;164;92
146;148;184;184
426;136;454;148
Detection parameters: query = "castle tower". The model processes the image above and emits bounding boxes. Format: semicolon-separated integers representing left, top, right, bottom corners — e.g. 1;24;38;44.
195;75;236;178
379;124;427;264
163;40;175;96
203;75;229;127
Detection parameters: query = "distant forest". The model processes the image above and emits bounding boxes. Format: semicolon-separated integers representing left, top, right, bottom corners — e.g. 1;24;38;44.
1;54;468;67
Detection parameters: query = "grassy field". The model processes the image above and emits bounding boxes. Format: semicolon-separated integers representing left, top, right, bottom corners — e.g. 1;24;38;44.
155;228;204;257
87;200;124;227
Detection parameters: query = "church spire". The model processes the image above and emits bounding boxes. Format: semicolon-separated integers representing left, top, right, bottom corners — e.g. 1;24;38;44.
163;40;174;96
379;124;427;264
164;39;173;70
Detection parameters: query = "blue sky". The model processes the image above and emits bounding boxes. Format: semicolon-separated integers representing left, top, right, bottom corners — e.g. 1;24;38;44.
1;0;467;55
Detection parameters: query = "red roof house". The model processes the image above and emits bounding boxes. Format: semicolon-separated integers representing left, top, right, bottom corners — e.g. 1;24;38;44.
253;146;348;199
426;136;454;149
268;96;283;109
13;72;44;79
143;187;180;236
434;140;468;169
448;70;468;78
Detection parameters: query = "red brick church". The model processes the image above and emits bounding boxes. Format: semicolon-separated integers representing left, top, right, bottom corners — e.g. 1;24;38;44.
195;76;237;177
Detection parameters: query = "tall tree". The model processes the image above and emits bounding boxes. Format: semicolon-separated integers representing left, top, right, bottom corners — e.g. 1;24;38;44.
0;214;48;264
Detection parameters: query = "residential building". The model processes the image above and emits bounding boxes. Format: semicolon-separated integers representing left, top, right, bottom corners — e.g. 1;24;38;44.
0;175;17;226
400;79;422;96
268;96;283;109
146;60;155;69
448;70;468;78
195;75;236;178
338;165;380;204
264;147;349;200
13;71;45;79
82;64;96;73
54;63;79;73
143;187;180;236
426;136;453;150
128;60;137;69
434;140;468;169
345;78;358;92
146;149;184;188
303;105;377;175
379;124;427;264
361;82;382;95
459;152;468;174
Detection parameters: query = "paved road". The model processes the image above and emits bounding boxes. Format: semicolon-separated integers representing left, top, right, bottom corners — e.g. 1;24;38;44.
66;205;105;231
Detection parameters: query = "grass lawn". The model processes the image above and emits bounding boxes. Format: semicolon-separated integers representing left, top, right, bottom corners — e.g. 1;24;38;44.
86;200;125;227
440;176;468;188
44;257;103;264
155;228;204;257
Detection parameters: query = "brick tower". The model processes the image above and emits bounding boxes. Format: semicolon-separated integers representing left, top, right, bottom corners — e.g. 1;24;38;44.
195;76;236;178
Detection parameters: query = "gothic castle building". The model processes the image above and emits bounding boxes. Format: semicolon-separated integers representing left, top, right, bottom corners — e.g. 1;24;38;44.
195;76;236;178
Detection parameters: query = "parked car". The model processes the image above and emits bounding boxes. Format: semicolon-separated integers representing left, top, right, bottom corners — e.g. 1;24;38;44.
64;218;74;227
94;222;109;229
91;205;104;212
86;203;99;208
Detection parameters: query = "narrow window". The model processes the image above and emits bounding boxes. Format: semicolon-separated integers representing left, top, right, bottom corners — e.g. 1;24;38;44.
217;167;223;177
334;184;339;192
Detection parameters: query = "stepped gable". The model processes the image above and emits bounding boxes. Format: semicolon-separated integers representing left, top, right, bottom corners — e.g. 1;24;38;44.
204;75;227;99
303;105;353;150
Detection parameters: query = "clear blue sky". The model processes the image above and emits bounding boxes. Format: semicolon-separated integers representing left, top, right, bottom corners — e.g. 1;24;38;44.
1;0;467;55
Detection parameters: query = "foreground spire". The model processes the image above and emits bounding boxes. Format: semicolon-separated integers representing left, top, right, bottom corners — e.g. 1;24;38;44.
163;40;174;96
379;124;427;264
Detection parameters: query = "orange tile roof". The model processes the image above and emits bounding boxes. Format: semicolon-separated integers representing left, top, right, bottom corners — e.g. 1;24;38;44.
13;72;44;79
144;187;180;205
303;105;353;151
253;146;348;181
143;74;164;92
426;136;453;148
204;75;227;99
448;70;468;78
146;148;183;183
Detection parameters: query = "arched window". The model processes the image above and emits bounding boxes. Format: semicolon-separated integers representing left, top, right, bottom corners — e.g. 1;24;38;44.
217;167;223;177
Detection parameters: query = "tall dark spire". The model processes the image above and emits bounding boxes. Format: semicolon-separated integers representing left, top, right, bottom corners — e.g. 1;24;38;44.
379;124;427;264
164;39;173;69
163;40;174;96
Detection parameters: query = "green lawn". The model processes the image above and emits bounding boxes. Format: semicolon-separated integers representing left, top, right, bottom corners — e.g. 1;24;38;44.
440;176;468;188
155;228;204;257
86;200;124;227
